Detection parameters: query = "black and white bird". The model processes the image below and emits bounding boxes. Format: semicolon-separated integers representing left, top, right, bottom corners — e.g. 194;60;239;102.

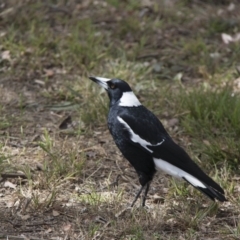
89;76;226;207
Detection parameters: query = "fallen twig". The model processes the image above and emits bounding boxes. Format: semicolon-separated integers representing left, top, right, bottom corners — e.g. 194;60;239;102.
1;172;27;179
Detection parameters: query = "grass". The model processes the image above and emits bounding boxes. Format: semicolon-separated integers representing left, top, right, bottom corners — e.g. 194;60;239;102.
177;86;240;170
0;0;240;239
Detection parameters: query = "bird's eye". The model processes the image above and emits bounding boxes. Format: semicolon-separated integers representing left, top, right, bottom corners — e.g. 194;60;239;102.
109;83;116;89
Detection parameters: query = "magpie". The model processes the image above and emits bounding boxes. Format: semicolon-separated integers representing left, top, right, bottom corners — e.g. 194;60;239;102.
89;76;227;207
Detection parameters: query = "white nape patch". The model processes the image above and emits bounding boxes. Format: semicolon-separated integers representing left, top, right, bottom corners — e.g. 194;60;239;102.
153;158;206;188
119;91;141;107
94;76;111;89
117;116;165;153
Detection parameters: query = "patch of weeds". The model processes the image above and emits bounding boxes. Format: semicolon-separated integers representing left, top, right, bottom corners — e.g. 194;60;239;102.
0;142;17;174
209;164;233;194
124;225;145;240
180;37;212;74
62;19;107;70
31;188;58;209
106;0;122;8
226;221;240;239
89;223;101;238
183;38;208;57
80;81;108;127
0;117;11;130
78;191;104;206
0;154;5;174
126;0;141;11
178;85;240;169
160;2;193;25
116;17;142;41
207;17;237;35
179;0;193;5
2;4;108;75
203;138;240;169
170;179;191;199
191;202;219;225
20;165;33;181
227;43;240;68
179;37;228;76
0;106;12;130
184;229;198;239
181;87;240;135
38;129;85;182
130;35;148;60
152;232;161;239
77;182;123;207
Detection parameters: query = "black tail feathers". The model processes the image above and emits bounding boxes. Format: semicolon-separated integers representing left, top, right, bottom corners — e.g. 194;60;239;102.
183;177;227;202
197;185;227;202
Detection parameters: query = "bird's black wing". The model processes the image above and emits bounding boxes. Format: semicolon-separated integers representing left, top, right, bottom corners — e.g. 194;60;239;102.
119;106;169;146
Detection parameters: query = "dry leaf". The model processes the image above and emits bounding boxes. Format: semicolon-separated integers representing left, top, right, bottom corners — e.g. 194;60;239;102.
233;77;240;93
55;68;67;74
21;214;31;220
228;3;235;11
6;200;15;208
45;228;52;234
44;69;55;77
0;32;6;37
53;210;60;216
141;0;153;7
203;140;210;146
168;118;179;128
86;151;97;158
173;72;183;82
233;33;240;43
222;33;240;44
4;181;16;189
1;50;11;61
62;223;72;232
221;33;233;44
34;79;45;86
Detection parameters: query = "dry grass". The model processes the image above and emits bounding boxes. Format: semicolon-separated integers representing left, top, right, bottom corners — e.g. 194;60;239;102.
0;0;240;239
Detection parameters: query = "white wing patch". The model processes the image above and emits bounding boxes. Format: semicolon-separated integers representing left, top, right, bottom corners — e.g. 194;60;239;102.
117;116;165;153
119;91;142;107
153;158;206;188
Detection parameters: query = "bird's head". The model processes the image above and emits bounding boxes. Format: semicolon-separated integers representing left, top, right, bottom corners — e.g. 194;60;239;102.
89;76;141;107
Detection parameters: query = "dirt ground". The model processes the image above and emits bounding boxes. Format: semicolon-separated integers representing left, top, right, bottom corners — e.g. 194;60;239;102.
0;0;240;239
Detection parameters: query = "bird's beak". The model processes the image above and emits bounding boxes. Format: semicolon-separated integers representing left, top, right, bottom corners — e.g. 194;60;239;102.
89;76;111;90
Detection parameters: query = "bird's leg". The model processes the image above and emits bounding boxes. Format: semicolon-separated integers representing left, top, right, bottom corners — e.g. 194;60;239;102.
142;182;150;207
130;185;145;207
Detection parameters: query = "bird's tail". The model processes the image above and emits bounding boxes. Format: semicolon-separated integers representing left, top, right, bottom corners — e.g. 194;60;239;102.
196;184;226;202
183;177;227;202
